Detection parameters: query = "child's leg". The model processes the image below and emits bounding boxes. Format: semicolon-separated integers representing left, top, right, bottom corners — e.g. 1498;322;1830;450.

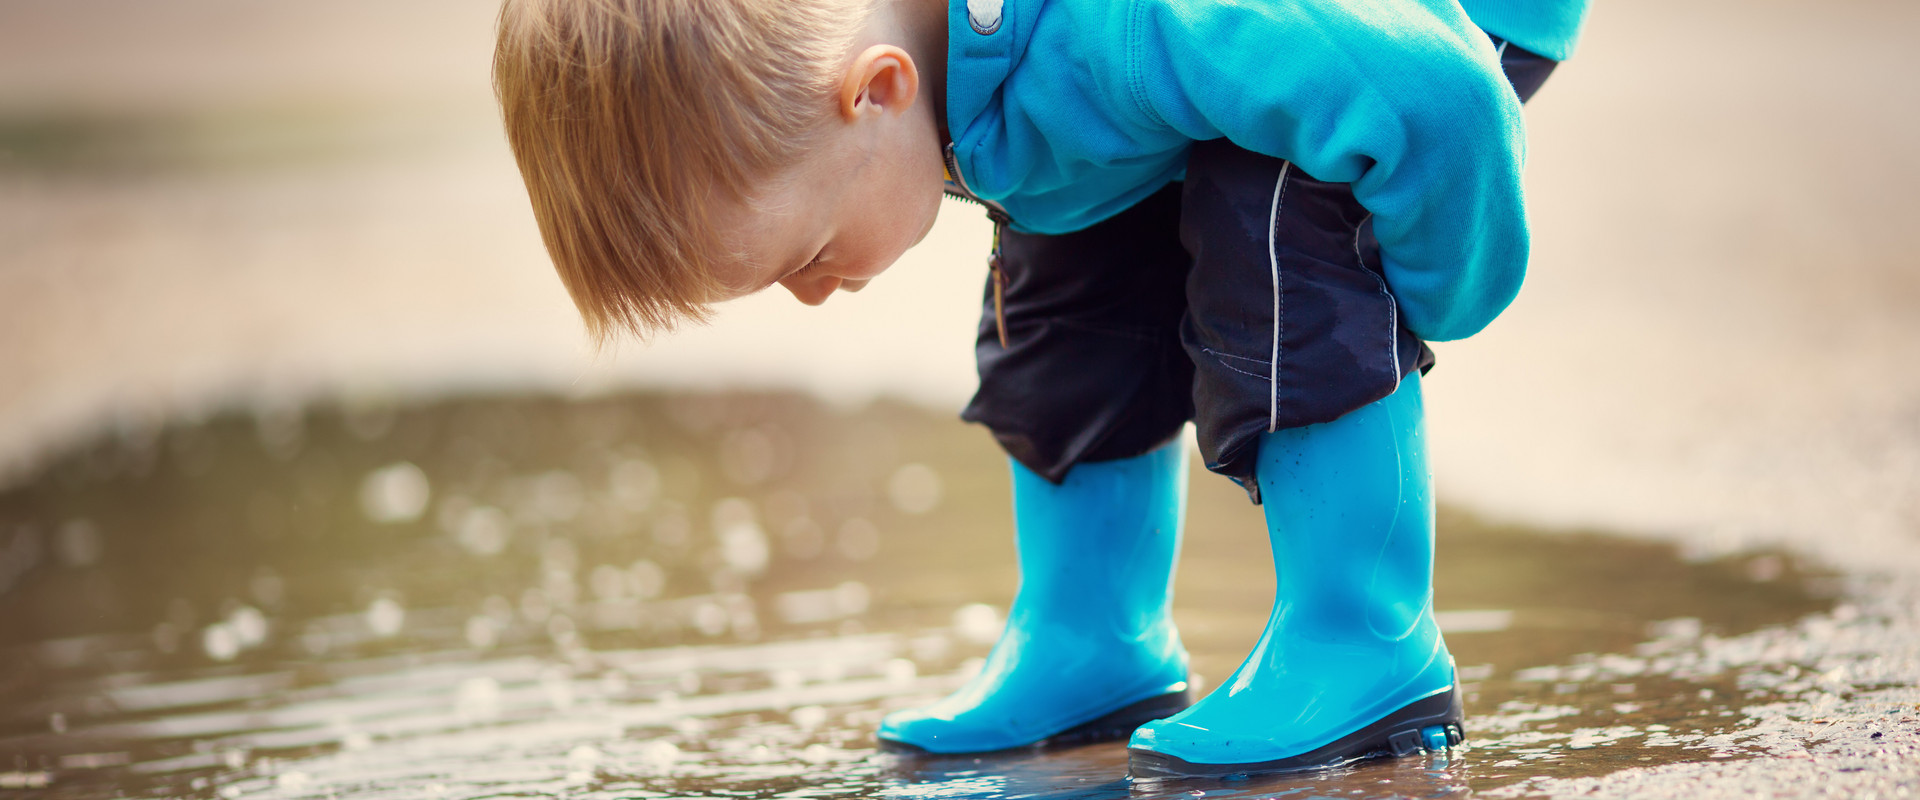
1125;39;1561;775
1128;373;1461;775
878;441;1192;752
1138;137;1443;773
1128;137;1451;776
879;185;1197;752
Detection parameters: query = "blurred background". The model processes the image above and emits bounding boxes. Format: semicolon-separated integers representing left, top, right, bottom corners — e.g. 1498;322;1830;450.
2;0;1918;797
3;0;1915;571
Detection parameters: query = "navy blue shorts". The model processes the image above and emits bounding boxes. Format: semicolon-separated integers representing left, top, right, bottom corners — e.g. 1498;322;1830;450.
961;39;1557;502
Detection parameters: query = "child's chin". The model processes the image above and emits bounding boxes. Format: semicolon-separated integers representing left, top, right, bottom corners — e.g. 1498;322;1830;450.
910;210;940;247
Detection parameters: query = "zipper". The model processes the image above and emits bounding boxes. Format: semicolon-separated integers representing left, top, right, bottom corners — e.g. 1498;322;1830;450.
941;142;1012;222
942;142;1013;348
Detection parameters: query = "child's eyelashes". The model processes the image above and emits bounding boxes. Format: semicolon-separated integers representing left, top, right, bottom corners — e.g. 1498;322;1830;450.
787;252;827;280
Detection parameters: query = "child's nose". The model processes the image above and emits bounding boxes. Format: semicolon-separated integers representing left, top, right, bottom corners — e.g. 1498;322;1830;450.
780;274;841;306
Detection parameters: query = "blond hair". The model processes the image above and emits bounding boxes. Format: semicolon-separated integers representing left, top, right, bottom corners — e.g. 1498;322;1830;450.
494;0;872;342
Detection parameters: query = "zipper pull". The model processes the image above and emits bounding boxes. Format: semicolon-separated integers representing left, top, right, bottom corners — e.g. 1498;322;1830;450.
989;220;1009;348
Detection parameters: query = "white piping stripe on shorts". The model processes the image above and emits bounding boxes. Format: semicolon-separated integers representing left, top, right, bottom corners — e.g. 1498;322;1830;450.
1267;161;1293;432
1355;215;1402;382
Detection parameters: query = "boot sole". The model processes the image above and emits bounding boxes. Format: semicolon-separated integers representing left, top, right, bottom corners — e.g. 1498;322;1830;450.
1127;683;1466;779
878;687;1195;755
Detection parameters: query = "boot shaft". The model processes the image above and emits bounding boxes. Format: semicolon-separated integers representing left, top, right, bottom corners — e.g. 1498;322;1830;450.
1257;374;1436;643
1006;439;1189;638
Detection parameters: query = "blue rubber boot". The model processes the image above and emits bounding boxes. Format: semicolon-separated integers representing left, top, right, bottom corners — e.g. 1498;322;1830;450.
1128;374;1463;777
878;440;1194;753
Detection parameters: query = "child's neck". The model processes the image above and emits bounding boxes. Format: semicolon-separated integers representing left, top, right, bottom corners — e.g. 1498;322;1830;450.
873;0;951;135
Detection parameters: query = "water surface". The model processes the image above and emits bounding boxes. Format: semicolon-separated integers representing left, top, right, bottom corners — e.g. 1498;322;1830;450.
0;392;1833;798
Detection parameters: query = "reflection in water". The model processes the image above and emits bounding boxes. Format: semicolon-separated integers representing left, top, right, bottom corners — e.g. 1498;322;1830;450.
0;392;1830;798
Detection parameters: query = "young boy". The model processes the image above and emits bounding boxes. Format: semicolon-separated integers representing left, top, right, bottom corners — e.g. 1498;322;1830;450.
495;0;1587;778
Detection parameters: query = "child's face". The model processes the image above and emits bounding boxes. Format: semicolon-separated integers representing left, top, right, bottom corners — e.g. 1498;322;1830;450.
711;41;948;306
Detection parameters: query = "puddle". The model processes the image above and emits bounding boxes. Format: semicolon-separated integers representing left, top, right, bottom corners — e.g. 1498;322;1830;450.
0;391;1834;799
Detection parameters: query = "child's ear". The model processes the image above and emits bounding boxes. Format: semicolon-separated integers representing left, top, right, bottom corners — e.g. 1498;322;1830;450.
840;45;920;120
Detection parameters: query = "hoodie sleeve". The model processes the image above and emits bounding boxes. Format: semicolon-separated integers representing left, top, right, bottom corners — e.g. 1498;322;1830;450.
1123;0;1530;342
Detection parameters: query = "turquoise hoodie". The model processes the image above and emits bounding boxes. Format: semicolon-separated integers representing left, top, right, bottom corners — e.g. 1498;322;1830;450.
1459;0;1592;61
943;0;1584;342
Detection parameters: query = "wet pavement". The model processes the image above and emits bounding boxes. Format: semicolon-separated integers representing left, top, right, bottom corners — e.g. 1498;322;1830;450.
0;391;1860;799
